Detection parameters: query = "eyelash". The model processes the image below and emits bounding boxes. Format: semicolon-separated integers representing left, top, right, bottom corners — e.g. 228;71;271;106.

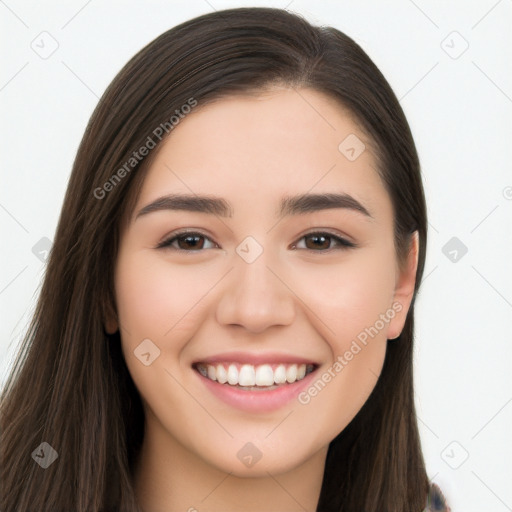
156;230;356;253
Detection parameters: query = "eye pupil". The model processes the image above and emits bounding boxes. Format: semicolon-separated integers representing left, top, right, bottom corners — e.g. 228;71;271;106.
306;234;330;250
179;235;204;250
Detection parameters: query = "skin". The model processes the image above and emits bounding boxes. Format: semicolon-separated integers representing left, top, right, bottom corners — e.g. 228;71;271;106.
106;87;419;512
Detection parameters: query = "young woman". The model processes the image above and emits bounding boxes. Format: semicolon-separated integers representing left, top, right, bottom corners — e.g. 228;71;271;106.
0;7;450;511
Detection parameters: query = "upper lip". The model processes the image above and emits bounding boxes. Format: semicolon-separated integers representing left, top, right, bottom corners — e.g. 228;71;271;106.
192;351;320;366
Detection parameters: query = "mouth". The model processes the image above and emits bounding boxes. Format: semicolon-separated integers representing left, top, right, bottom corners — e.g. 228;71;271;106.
193;361;317;390
191;354;320;413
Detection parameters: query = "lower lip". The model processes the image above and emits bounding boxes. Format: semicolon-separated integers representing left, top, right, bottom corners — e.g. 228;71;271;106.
194;367;318;413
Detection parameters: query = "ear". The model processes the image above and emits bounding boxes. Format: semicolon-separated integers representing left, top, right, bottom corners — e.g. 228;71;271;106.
103;297;119;335
387;231;419;340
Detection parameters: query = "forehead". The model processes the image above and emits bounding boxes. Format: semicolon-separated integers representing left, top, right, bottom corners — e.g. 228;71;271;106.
133;87;390;221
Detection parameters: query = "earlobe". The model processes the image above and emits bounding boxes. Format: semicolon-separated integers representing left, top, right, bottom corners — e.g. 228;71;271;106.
103;299;119;335
104;317;119;335
387;231;419;340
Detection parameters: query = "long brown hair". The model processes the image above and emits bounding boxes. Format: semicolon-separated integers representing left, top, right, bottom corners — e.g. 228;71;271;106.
0;7;428;511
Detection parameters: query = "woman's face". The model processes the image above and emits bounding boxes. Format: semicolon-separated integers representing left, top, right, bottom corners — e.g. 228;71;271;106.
108;87;417;477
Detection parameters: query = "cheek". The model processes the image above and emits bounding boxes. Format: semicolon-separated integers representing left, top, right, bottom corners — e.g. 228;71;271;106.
288;247;397;347
272;248;395;438
114;252;218;344
292;257;393;440
113;252;219;422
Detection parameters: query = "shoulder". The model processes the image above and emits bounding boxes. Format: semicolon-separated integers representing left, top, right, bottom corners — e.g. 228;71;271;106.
424;482;451;512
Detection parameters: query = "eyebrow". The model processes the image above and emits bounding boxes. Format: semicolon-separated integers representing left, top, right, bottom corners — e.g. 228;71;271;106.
135;192;372;220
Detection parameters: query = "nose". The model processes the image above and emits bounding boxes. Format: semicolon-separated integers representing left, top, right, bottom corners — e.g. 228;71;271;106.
215;247;295;334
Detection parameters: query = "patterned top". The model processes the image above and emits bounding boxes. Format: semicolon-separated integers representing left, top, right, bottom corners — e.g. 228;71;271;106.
425;483;451;511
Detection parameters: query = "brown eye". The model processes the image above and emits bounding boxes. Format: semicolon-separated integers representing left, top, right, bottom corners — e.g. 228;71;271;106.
157;232;217;251
176;234;205;250
157;230;355;253
293;232;355;252
304;234;331;250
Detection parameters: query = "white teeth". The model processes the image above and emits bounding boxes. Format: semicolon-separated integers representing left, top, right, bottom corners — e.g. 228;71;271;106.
255;364;274;386
216;364;227;384
197;362;311;387
227;364;238;385
238;364;256;386
274;365;287;384
207;365;217;381
286;364;297;383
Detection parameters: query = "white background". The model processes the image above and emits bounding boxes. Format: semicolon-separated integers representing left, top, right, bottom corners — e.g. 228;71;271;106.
1;1;511;510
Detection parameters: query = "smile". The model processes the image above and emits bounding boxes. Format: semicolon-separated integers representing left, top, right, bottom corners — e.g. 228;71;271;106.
194;362;316;389
192;352;321;412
